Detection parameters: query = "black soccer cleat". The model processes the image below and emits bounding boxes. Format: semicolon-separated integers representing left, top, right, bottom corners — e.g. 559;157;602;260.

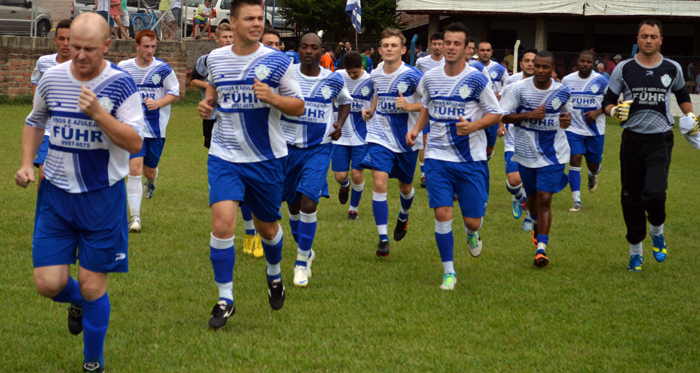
68;305;83;336
376;240;390;257
267;278;286;311
348;211;359;220
393;218;408;241
209;301;236;329
338;186;350;205
83;362;104;373
420;175;426;189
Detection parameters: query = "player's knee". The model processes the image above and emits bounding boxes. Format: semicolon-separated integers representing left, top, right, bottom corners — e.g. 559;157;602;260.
300;198;317;214
434;207;452;222
463;217;482;232
33;275;66;298
350;171;364;185
78;280;106;301
398;183;413;195
570;155;583;167
537;193;552;207
506;173;521;187
256;222;279;241
334;172;348;184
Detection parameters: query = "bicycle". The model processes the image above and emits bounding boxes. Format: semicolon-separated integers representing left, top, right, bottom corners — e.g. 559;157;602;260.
130;2;165;41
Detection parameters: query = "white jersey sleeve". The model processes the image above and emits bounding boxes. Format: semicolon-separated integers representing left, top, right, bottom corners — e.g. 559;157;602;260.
31;54;61;136
26;62;145;193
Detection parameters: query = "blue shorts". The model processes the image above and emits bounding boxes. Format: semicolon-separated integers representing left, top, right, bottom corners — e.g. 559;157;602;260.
208;155;284;223
359;143;419;185
34;135;50;167
485;123;498;147
422;123;431;135
518;163;569;196
33;179;128;273
331;144;367;172
130;138;166;169
566;132;605;165
504;151;519;175
284;144;332;205
194;17;207;26
425;159;489;218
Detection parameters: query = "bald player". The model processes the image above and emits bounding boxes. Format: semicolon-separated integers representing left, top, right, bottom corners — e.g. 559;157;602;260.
15;13;144;373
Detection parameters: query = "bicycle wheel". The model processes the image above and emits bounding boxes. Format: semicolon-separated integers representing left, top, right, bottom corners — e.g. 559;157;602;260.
132;16;147;33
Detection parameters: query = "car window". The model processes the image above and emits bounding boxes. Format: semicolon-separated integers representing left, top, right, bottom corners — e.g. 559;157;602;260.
221;0;230;10
3;0;28;7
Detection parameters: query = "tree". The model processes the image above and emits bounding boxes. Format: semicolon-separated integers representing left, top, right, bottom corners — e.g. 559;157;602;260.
277;0;402;41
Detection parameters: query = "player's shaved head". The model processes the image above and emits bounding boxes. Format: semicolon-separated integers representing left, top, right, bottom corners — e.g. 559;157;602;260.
71;12;109;42
301;33;322;47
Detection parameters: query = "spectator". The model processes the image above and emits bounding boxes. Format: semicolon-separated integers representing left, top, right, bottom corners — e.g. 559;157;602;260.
501;59;511;73
551;70;561;82
335;40;352;69
613;54;622;67
159;0;177;40
416;46;428;58
285;40;300;64
361;45;374;72
320;47;335;71
503;49;514;71
596;63;610;79
604;54;615;73
171;0;182;37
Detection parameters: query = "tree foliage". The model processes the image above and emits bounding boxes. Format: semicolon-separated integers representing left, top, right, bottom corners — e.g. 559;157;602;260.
276;0;401;41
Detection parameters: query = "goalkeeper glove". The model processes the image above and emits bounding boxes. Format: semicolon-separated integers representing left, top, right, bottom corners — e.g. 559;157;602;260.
687;113;699;136
610;100;634;122
679;112;699;136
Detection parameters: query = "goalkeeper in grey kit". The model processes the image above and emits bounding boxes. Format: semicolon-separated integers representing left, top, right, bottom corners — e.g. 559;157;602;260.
603;19;697;272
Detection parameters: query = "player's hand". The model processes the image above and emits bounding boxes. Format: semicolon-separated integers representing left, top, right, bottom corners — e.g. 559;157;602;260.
611;100;634;122
145;98;159;111
560;111;571;129
14;166;35;188
527;103;546;120
406;129;419;147
252;78;275;104
198;97;214;118
362;108;374;122
497;123;508;137
328;122;343;141
395;91;408;111
456;116;475;136
78;84;106;120
686;112;699;136
584;109;600;122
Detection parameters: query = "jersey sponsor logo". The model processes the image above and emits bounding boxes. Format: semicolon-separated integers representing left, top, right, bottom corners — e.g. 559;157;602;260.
98;97;114;112
321;86;333;100
459;85;472;99
631;87;666;105
53;125;104;148
300;102;327;120
661;74;671;87
361;86;371;97
220;85;261;106
571;95;597;107
397;81;408;94
551;97;562;111
255;65;271;81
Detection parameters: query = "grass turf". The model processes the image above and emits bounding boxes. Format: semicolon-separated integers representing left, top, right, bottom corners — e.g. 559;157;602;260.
2;103;700;372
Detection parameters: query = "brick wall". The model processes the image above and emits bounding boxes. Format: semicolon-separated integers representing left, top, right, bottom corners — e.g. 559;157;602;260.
0;36;194;98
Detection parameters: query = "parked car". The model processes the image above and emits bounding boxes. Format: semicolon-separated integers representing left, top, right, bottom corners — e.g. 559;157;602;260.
71;0;162;38
0;0;52;37
183;0;289;37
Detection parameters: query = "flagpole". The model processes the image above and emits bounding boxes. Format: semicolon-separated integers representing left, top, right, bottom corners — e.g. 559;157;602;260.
354;3;358;51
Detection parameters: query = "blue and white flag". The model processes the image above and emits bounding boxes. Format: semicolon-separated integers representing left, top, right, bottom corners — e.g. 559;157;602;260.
345;0;361;34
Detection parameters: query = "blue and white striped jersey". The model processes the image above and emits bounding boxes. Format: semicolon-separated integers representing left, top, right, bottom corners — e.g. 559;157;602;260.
500;77;572;168
117;58;179;138
422;65;503;163
26;62;145;193
562;71;609;136
206;43;303;163
484;60;509;93
333;69;374;146
415;55;444;74
501;72;526;153
281;65;352;148
31;53;62;136
195;54;217;120
505;72;524;87
367;63;424;153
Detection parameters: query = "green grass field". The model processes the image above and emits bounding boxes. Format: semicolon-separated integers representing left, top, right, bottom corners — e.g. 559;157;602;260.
2;101;700;372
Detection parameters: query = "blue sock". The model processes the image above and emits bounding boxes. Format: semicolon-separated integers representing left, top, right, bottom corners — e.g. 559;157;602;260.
569;166;581;202
241;204;255;236
435;220;455;274
536;234;549;254
210;234;235;304
531;214;538;222
340;178;350;188
372;192;389;242
349;182;364;211
261;227;283;282
398;188;415;221
51;276;83;307
82;292;110;367
289;212;300;244
296;212;317;267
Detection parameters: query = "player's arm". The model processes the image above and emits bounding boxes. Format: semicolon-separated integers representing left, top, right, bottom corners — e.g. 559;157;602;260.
190;67;208;89
199;83;218;118
146;70;181;110
362;95;378;121
407;107;429;147
395;91;422;112
256;65;305;117
146;94;179;110
584;108;604;122
78;84;142;154
16;87;50;187
503;104;545;123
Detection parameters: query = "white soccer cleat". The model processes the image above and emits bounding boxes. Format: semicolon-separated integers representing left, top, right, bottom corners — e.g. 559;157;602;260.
293;265;309;287
128;216;141;233
440;273;457;290
306;249;315;279
467;232;482;257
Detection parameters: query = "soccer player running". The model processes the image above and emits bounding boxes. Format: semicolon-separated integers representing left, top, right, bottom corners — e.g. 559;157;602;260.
332;51;374;220
477;40;509;161
415;32;444;189
360;28;423;257
118;29;179;233
15;13;145;373
30;19;72;188
281;33;352;287
197;0;304;328
407;22;502;290
603;19;695;272
562;50;609;212
501;51;572;267
500;48;538;231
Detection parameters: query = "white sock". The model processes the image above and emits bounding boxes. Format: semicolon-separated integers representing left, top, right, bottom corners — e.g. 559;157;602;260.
442;261;455;275
650;224;664;236
127;175;143;217
630;242;643;256
215;281;233;302
572;191;581;203
244;219;255;233
351;182;365;192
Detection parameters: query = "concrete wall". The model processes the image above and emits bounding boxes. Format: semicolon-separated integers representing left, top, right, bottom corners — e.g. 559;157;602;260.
0;36;215;97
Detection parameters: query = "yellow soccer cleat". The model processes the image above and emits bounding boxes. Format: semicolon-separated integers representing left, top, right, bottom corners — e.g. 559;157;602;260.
611;100;634;121
252;233;264;258
243;234;254;255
